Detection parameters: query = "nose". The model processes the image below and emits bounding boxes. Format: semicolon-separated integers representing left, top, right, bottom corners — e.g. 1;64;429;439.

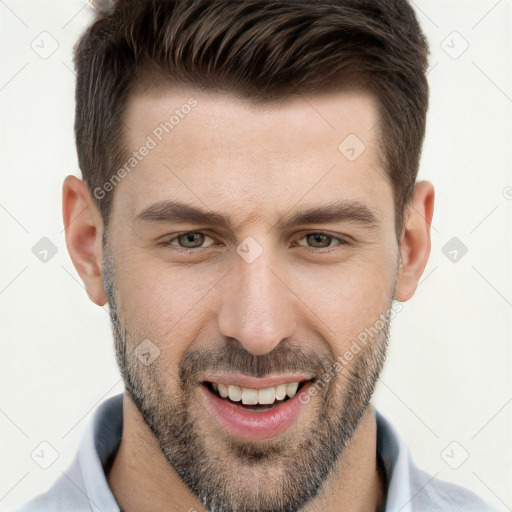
218;249;297;356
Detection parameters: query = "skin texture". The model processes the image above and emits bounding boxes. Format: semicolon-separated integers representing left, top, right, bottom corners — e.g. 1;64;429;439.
63;87;434;512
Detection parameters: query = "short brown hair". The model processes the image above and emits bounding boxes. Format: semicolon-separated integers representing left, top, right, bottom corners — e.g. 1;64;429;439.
73;0;429;236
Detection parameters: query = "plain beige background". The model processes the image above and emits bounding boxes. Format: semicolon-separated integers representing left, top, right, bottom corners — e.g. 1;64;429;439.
0;1;511;510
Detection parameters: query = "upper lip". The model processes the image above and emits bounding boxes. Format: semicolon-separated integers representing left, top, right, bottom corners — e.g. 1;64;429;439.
203;374;314;389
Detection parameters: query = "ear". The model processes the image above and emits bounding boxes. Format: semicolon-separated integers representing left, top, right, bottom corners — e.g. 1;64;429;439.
395;180;435;302
62;175;107;306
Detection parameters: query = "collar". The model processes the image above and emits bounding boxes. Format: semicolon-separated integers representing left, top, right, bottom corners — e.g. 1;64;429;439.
375;408;413;511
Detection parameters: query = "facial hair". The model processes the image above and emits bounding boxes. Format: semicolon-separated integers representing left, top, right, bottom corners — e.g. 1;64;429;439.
102;242;391;512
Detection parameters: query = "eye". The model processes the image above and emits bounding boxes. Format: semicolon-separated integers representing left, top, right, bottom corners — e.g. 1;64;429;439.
295;232;348;250
160;231;216;250
159;231;350;253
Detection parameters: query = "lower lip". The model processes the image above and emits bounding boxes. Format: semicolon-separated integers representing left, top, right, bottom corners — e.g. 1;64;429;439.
200;382;312;441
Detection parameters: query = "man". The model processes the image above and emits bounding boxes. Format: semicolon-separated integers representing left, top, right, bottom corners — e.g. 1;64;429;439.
14;0;500;511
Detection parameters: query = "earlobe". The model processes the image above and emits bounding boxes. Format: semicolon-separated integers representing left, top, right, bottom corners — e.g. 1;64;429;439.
62;175;107;306
395;181;435;302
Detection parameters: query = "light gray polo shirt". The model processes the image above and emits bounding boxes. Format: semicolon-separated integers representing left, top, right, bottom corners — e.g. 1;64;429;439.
13;393;500;512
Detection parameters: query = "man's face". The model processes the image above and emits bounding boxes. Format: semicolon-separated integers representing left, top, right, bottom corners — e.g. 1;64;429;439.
103;87;400;512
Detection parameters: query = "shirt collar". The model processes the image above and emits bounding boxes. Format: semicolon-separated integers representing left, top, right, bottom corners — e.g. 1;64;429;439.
78;394;123;512
77;394;413;512
375;408;413;512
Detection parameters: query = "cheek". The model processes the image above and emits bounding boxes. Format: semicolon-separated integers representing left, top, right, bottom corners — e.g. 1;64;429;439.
115;258;222;371
292;255;395;357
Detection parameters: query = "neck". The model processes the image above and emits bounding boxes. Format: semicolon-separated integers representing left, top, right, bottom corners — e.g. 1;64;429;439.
106;394;387;512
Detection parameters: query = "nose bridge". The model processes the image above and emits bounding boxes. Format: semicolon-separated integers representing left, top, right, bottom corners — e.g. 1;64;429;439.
218;243;297;356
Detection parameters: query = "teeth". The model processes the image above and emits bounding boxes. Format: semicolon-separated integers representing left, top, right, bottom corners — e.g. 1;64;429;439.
241;388;258;405
218;383;228;398
258;387;276;404
286;382;299;398
212;381;303;405
275;383;287;401
227;384;242;402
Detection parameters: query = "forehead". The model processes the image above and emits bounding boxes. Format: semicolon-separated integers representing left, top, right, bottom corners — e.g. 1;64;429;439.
124;86;380;149
114;86;392;229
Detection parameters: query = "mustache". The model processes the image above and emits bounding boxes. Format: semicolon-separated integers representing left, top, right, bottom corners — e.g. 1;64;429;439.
178;341;335;386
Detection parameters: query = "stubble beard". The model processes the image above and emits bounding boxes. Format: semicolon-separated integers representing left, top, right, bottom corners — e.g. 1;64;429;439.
102;245;391;512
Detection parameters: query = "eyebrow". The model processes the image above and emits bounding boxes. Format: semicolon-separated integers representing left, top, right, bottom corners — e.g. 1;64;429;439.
134;199;380;231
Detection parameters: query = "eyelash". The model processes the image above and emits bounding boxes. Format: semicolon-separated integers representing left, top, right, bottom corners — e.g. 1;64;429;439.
159;231;350;253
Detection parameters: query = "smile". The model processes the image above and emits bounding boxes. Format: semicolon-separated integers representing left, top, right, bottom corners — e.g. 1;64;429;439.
200;377;314;440
207;380;303;408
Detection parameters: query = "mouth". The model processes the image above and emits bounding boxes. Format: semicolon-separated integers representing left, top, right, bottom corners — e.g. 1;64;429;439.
203;380;308;412
200;378;314;440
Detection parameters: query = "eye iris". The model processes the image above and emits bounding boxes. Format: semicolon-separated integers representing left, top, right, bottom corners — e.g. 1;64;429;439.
179;232;205;248
308;233;330;248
